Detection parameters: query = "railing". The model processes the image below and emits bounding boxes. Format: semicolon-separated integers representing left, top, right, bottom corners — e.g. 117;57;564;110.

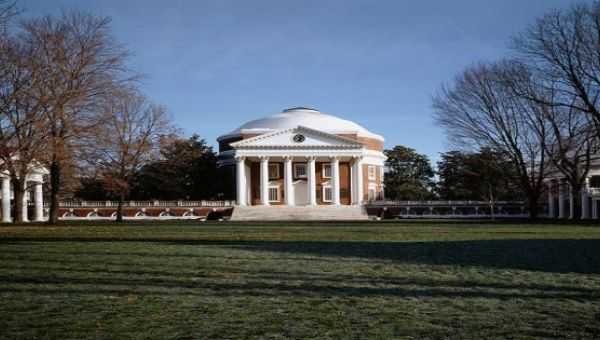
366;200;526;206
50;200;236;207
588;188;600;197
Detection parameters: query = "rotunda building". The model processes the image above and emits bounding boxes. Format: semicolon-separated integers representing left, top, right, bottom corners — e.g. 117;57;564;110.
217;107;386;206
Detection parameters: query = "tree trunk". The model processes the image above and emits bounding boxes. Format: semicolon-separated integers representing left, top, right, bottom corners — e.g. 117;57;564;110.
12;186;24;223
528;194;539;220
116;193;125;222
47;160;61;224
487;184;495;221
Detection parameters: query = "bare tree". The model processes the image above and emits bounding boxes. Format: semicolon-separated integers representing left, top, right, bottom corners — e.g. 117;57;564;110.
512;1;600;137
20;11;131;224
89;89;176;222
0;0;19;29
433;61;547;219
543;111;599;218
0;30;47;222
505;63;599;219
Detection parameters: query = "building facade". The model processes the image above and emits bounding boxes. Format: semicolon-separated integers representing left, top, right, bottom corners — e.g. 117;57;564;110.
547;165;600;219
217;107;386;206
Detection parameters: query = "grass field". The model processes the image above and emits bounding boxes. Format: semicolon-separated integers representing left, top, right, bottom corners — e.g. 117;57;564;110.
1;220;600;338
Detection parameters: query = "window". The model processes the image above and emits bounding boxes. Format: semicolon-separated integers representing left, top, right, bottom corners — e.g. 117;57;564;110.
322;164;331;178
379;167;384;180
268;186;279;202
268;164;279;179
368;166;376;180
294;163;307;178
322;186;332;202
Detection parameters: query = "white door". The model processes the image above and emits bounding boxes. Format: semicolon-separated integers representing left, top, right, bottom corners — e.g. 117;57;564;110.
294;180;308;205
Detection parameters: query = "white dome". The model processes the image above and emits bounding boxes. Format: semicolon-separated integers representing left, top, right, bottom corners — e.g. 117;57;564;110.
218;107;384;141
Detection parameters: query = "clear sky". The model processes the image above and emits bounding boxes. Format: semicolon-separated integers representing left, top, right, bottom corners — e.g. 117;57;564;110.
17;0;588;163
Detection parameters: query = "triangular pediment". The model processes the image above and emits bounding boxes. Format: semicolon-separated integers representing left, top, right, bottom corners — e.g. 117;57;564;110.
230;126;365;149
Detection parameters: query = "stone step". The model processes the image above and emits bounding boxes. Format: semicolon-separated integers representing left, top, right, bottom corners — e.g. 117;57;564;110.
230;205;369;221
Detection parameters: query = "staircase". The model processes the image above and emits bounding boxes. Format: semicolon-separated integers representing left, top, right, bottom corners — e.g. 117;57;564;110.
230;205;370;221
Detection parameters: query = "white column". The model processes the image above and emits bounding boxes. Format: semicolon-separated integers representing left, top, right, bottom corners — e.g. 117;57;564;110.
1;177;10;223
259;156;270;205
34;182;43;222
548;185;555;218
235;156;246;206
284;156;294;206
581;178;590;219
306;156;316;205
353;156;363;204
22;181;28;222
592;199;598;220
569;184;574;219
330;156;340;205
245;164;251;206
558;179;566;219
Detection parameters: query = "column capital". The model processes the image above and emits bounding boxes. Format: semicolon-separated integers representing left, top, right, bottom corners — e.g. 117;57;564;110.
305;156;316;162
259;156;270;162
283;156;293;162
329;156;340;162
234;156;246;162
353;155;364;161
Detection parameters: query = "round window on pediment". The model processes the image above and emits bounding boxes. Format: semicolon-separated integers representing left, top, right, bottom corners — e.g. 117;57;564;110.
292;134;305;143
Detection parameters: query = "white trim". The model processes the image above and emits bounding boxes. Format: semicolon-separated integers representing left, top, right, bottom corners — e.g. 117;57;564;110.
230;126;366;148
232;148;365;159
86;211;99;218
219;148;385;167
219;130;384;142
159;210;175;217
135;210;150;217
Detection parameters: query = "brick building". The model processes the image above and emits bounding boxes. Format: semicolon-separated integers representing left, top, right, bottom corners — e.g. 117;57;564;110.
217;107;386;208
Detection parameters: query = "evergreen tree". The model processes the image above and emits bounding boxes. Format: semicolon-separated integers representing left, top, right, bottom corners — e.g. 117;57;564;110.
384;145;435;200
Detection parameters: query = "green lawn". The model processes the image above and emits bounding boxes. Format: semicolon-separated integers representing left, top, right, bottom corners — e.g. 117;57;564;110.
1;221;600;338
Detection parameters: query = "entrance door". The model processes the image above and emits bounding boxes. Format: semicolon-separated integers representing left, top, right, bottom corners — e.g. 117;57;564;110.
294;180;308;205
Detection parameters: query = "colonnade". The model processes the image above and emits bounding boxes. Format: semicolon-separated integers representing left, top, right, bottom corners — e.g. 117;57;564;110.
547;178;599;219
235;155;364;206
1;177;45;222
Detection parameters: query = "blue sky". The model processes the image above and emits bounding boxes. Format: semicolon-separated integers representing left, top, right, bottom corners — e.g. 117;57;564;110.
19;0;587;164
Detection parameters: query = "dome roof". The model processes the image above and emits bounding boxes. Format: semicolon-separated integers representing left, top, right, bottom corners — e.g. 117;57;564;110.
218;107;384;141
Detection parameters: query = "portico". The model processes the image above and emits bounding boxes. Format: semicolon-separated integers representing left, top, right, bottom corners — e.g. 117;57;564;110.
234;153;365;206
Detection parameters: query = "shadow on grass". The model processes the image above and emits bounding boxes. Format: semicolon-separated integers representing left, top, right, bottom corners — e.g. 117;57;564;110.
226;238;600;274
0;276;597;300
2;238;600;274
